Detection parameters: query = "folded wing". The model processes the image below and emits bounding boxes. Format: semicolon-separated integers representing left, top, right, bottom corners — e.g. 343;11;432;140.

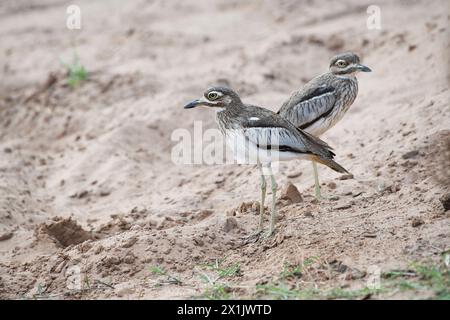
241;113;335;160
278;85;336;130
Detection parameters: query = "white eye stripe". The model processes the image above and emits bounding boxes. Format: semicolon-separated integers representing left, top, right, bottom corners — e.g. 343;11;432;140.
249;117;260;121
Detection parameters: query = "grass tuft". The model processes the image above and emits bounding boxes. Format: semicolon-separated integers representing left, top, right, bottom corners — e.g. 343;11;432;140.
149;265;182;286
61;54;88;88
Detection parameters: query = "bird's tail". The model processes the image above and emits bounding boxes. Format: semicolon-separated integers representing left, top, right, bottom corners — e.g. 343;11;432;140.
310;155;349;174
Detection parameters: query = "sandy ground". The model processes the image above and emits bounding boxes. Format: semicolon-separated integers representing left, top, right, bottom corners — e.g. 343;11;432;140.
0;0;449;299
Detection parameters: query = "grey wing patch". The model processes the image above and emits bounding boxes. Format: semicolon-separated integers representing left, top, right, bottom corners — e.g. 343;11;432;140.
243;127;310;154
237;105;336;158
280;85;336;129
298;85;335;103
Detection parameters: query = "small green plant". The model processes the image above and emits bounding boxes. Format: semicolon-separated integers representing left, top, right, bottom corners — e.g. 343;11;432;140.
381;258;449;299
396;280;425;291
196;257;241;300
280;256;319;280
149;265;182;285
256;283;382;300
199;257;241;279
409;260;450;299
280;264;303;280
149;265;166;275
61;54;88;87
255;255;387;300
217;263;241;278
201;283;232;300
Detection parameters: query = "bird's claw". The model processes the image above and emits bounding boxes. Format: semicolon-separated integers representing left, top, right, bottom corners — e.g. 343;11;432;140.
241;229;263;243
261;229;275;239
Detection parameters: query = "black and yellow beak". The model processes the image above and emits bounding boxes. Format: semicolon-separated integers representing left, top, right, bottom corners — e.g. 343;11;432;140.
357;64;371;72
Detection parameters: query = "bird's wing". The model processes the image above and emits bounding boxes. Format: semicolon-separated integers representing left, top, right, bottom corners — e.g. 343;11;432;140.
278;84;337;130
235;106;348;173
239;109;335;158
243;126;308;154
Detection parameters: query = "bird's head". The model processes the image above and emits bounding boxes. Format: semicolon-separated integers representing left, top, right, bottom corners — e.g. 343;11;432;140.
329;52;371;76
184;86;242;111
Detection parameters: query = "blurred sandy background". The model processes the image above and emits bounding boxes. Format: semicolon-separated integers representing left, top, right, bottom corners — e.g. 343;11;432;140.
0;0;449;299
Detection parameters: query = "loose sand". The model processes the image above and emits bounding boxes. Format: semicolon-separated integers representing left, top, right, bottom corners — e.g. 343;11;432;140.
0;0;449;299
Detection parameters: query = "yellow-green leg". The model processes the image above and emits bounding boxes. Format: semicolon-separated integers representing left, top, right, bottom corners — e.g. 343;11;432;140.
312;161;322;200
266;166;277;237
257;164;266;233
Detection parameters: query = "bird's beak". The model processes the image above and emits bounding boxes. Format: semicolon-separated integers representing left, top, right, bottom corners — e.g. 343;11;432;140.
357;64;371;72
184;100;199;109
184;98;206;109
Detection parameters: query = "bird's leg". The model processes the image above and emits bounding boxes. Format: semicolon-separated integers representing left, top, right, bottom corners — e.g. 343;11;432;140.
265;167;277;237
312;161;322;200
258;165;267;233
242;164;266;241
312;161;336;201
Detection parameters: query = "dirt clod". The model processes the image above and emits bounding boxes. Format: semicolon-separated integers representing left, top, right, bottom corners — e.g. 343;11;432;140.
411;217;425;227
280;182;303;204
223;217;238;233
0;0;448;301
440;194;450;211
333;203;352;210
402;150;419;159
327;182;337;190
0;232;13;241
39;218;94;248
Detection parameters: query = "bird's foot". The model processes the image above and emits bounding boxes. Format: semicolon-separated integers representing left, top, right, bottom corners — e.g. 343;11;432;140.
261;228;275;239
241;229;263;243
314;191;339;202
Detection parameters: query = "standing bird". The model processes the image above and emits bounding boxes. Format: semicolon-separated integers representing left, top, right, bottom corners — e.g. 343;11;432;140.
184;87;348;236
278;52;371;199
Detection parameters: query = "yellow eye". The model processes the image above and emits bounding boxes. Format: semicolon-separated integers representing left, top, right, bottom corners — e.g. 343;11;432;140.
207;92;219;100
336;60;347;67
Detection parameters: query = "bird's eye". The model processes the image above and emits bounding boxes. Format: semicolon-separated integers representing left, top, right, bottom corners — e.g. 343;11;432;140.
336;60;347;67
207;92;219;100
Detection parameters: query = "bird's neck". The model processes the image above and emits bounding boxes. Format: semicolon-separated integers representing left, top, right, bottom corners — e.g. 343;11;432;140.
224;103;243;116
215;103;243;130
333;72;358;81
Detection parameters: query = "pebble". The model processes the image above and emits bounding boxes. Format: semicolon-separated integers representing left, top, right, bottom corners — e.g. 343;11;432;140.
402;150;419;159
223;217;238;233
280;182;303;203
333;204;352;210
362;233;377;238
193;237;204;246
0;232;13;241
411;217;424;227
304;211;313;217
121;237;138;248
439;194;450;211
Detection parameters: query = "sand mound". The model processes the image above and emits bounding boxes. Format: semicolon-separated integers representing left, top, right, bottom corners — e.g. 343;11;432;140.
0;0;448;299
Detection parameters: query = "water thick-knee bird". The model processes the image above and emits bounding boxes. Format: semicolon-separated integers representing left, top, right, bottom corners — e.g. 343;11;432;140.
277;52;371;199
184;86;348;236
